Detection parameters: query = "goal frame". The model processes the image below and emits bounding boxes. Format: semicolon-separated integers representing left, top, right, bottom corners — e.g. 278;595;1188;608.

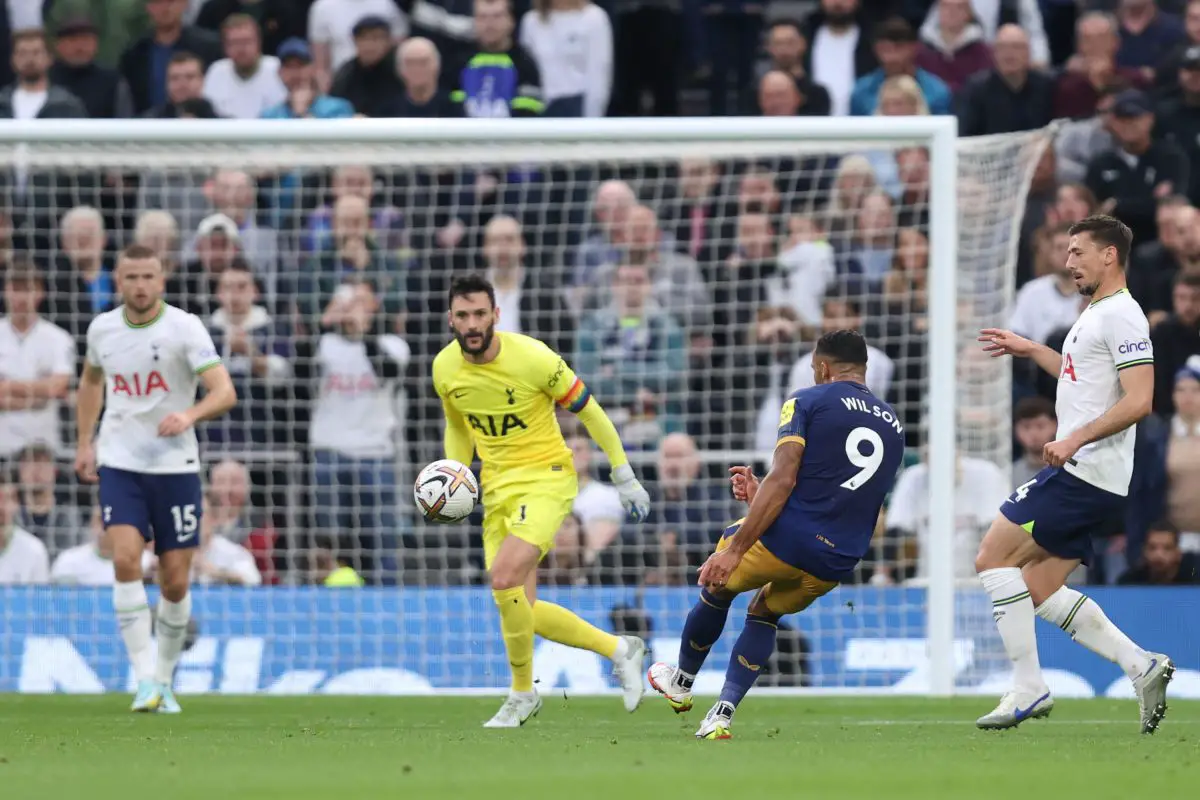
0;116;959;696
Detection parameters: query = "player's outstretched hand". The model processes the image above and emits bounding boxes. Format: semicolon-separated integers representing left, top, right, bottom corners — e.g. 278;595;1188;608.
157;412;195;437
979;328;1034;359
698;548;741;591
729;466;759;504
74;443;98;484
611;464;651;522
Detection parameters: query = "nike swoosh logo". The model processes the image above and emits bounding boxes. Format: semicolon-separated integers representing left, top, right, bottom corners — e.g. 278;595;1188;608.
450;390;468;399
176;530;196;544
1141;658;1158;680
1014;692;1050;720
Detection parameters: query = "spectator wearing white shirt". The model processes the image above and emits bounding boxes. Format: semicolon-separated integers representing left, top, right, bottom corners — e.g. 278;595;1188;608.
566;433;624;569
51;505;153;586
193;496;262;586
1009;223;1084;345
789;295;894;399
519;0;612;117
308;0;408;92
203;14;286;119
0;261;74;460
14;442;84;557
0;471;50;585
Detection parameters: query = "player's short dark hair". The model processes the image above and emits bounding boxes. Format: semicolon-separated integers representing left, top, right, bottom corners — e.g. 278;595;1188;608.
120;243;161;263
448;274;496;308
1146;521;1180;545
1014;395;1055;423
874;18;917;44
1176;271;1200;290
814;329;868;367
1068;215;1133;268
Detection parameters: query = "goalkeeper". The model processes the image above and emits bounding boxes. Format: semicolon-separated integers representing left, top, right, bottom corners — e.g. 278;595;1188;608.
432;275;651;728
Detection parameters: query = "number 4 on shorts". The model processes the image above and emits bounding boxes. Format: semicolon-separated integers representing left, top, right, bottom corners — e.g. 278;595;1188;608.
1008;478;1037;503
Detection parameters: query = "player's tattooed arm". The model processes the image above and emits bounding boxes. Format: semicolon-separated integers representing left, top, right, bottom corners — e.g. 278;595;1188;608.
1045;363;1154;466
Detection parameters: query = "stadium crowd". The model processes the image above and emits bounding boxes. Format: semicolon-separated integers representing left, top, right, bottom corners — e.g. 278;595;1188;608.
0;0;1197;590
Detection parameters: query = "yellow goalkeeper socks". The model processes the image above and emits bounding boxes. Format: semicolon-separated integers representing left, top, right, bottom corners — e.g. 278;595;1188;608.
493;586;535;692
534;601;621;660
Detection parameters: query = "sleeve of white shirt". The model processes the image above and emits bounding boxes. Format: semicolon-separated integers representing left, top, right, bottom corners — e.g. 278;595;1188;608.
49;551;73;584
308;0;332;43
232;546;263;587
869;348;894;399
1103;303;1154;370
52;326;75;377
85;319;102;368
1008;283;1033;337
1017;0;1051;65
388;1;410;39
379;335;412;368
29;539;51;584
263;57;288;109
885;465;921;533
184;314;223;373
788;354;815;393
583;6;613;118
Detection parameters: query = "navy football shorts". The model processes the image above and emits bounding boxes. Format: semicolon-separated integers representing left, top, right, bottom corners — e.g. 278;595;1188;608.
98;466;204;553
999;466;1125;565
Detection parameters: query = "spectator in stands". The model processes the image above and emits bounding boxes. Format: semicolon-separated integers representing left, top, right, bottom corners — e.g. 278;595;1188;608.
0;262;74;461
1086;89;1189;245
1155;47;1200;205
1129;198;1191;316
790;294;894;397
261;37;355;119
882;447;1009;582
609;0;679;117
0;469;50;584
584;204;711;330
195;0;304;57
1056;84;1120;185
1049;182;1099;226
957;24;1055;137
51;504;153;585
304;164;405;255
203;14;286;118
850;18;951;117
308;0;407;92
47;205;113;348
518;0;612;117
304;280;410;583
566;433;624;577
189;169;281;293
13;441;83;557
713;210;781;350
641;432;733;584
774;215;837;329
921;0;1049;68
575;262;686;446
1152;273;1200;415
570;179;635;306
193;495;262;586
1162;357;1200;548
802;0;878;117
894;146;930;233
744;19;830;116
482;214;575;355
1011;396;1057;487
541;510;587;586
120;0;222;115
1117;522;1200;584
1055;12;1148;120
143;51;213;118
302;195;407;329
916;0;993;94
174;213;243;314
846;189;896;281
1009;223;1083;344
206;458;278;583
132;209;183;277
750;305;805;451
451;0;544;117
381;36;459;117
205;261;293;445
823;155;879;251
330;15;404;117
864;75;928;200
1116;0;1185;75
754;69;828;117
0;30;87;123
1155;0;1200;99
663;157;721;264
49;14;134;118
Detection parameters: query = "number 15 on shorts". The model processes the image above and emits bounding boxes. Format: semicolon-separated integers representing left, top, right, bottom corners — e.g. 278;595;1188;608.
172;504;198;542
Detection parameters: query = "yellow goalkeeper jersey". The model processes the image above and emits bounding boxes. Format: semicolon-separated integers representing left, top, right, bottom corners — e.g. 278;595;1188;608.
432;332;590;477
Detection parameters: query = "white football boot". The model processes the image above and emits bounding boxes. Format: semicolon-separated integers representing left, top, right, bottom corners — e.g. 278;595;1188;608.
647;662;694;713
156;684;182;714
1133;653;1174;735
130;679;162;713
695;701;735;740
482;689;542;729
975;689;1054;730
612;636;647;712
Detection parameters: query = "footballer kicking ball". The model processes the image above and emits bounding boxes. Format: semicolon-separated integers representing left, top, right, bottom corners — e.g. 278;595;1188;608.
414;459;479;522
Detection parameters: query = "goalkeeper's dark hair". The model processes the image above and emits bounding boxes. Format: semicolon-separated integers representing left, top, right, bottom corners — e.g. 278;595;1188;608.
1068;215;1133;268
448;274;496;308
814;329;868;367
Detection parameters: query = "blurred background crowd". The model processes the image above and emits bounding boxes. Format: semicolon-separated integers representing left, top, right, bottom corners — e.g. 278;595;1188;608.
0;0;1196;592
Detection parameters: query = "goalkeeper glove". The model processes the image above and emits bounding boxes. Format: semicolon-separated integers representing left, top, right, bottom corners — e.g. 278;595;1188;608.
611;463;650;522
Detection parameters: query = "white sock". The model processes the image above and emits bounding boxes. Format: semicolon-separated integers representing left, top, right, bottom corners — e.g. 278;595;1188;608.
113;580;153;682
1036;586;1151;680
979;567;1045;692
611;637;630;660
155;593;192;686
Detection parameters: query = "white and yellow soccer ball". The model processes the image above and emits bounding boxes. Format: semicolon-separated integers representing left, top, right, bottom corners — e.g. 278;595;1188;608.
414;459;479;522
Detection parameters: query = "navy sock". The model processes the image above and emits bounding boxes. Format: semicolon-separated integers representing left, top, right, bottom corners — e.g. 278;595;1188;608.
677;589;732;684
719;612;779;709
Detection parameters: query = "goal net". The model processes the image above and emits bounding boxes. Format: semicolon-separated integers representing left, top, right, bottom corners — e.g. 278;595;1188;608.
0;118;1052;696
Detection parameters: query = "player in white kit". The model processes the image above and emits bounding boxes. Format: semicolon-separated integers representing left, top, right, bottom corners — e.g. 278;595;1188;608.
75;244;237;713
976;216;1173;734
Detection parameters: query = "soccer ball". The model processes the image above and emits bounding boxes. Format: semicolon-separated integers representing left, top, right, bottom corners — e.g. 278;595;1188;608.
414;459;479;523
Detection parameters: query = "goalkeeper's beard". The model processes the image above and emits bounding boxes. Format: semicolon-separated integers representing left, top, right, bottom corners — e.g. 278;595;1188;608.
456;322;496;355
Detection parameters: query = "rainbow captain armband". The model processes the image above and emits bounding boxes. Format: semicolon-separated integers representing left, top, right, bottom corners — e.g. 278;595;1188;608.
558;378;592;413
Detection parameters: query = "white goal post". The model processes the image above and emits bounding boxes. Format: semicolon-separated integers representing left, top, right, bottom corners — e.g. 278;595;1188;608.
0;117;1053;697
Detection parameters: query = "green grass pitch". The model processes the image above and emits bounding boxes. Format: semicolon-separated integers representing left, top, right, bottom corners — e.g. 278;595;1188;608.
2;696;1197;799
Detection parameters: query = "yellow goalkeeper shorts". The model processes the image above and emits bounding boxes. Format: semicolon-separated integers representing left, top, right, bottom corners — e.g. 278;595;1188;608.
481;468;578;570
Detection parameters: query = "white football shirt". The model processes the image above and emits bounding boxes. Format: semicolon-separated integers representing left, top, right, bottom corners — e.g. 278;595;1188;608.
85;304;222;475
51;544;153;585
0;526;50;584
310;332;411;458
1055;289;1152;496
0;316;75;458
194;535;262;586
